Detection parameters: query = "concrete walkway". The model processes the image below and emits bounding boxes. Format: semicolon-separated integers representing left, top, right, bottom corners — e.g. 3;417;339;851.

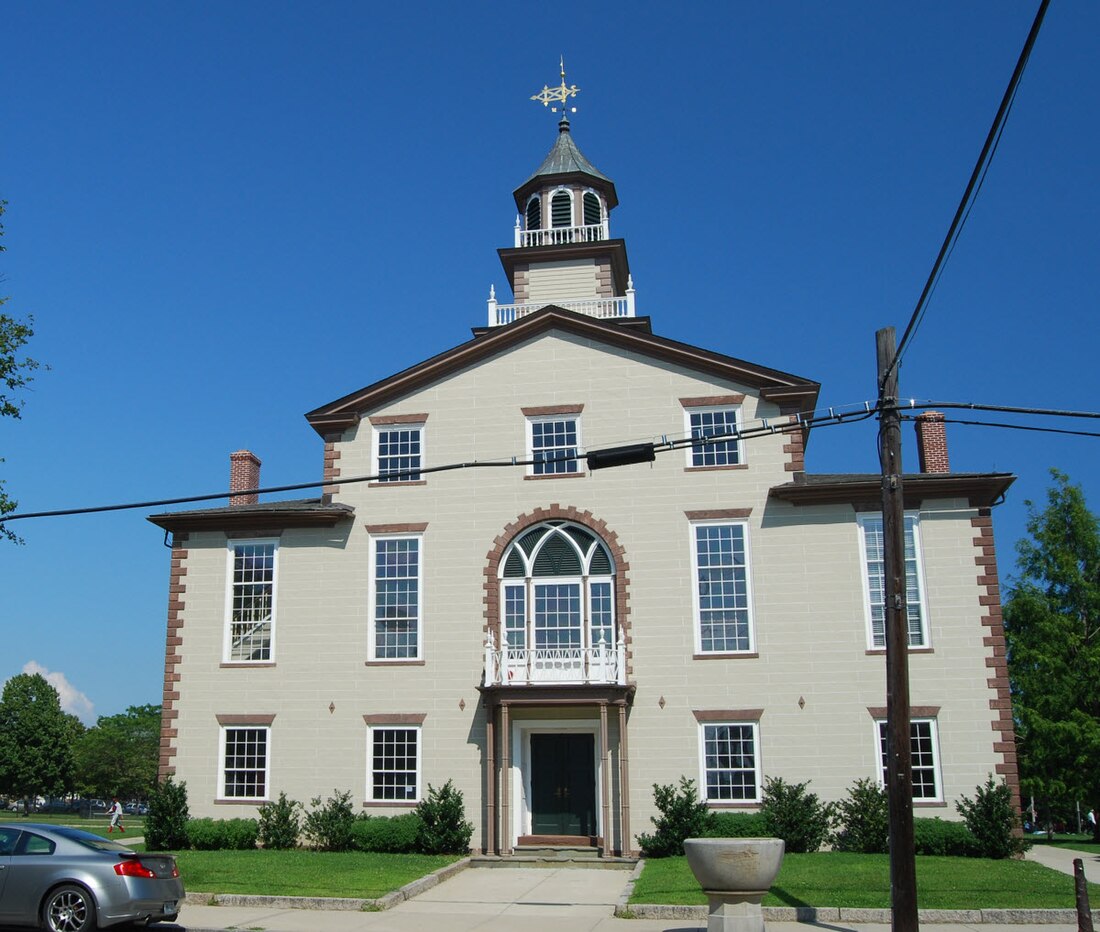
1024;839;1100;883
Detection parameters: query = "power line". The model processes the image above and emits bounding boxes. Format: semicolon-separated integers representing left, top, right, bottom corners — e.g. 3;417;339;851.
902;415;1100;440
899;400;1100;420
882;0;1051;389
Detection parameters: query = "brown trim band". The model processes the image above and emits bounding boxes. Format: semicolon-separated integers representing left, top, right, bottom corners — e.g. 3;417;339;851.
368;413;429;426
368;480;428;488
680;395;745;408
693;652;759;660
219;662;276;669
693;709;764;722
216;714;276;726
226;530;284;540
685;508;752;520
521;404;584;416
363;713;427;725
685;464;750;473
524;472;586;481
364;660;426;667
365;523;428;534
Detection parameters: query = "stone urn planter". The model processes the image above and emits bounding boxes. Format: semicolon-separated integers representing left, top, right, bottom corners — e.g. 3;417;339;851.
683;837;785;932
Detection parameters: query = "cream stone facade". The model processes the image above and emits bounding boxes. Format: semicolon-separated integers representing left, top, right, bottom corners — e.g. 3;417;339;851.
149;114;1018;857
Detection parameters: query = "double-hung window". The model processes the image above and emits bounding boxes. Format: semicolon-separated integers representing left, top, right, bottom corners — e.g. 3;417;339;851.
372;421;424;483
700;721;761;803
370;534;422;660
692;521;754;654
220;726;270;800
877;717;941;801
685;405;742;468
527;412;582;476
225;540;277;662
859;513;928;649
367;725;421;802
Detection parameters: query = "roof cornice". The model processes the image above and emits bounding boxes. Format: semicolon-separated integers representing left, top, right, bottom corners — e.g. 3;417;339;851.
768;473;1016;509
305;306;820;436
147;502;354;533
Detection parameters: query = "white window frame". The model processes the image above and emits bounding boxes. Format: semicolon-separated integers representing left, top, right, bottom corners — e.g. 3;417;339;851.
526;415;582;476
875;717;943;803
223;539;278;663
684;406;743;468
369;532;424;661
371;422;425;483
366;724;422;803
219;725;271;801
690;520;755;654
858;512;930;650
698;721;762;804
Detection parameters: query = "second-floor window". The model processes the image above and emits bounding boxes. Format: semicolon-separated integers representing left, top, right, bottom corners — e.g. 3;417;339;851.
692;522;754;654
374;424;423;482
225;540;277;662
686;407;742;467
371;535;422;660
859;514;928;649
529;417;581;476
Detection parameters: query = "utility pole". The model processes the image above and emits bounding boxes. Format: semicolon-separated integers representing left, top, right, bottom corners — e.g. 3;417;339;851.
877;326;918;932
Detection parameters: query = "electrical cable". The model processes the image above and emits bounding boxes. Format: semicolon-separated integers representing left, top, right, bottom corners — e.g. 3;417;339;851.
901;415;1100;440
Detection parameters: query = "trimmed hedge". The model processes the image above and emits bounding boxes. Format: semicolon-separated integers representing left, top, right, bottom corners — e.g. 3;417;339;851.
912;817;978;857
185;817;259;851
352;813;422;853
705;812;768;838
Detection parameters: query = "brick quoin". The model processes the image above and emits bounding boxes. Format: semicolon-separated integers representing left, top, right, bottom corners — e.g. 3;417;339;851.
159;537;188;779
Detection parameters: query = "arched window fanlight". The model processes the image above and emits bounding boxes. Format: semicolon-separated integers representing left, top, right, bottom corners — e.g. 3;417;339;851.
583;191;601;226
551;190;572;228
525;196;542;232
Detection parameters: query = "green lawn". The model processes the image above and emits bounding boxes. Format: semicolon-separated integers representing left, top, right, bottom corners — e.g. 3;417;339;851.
173;849;462;899
0;812;144;839
630;853;1100;909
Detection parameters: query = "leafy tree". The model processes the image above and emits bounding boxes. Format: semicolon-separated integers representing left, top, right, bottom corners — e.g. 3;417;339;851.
0;201;44;544
1004;470;1100;840
75;704;161;801
0;673;76;810
145;775;189;851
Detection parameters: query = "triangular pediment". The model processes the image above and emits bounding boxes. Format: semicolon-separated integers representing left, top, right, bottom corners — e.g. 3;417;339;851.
305;306;819;436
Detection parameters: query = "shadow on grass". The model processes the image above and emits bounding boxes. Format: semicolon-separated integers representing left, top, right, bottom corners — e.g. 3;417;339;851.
768;884;812;908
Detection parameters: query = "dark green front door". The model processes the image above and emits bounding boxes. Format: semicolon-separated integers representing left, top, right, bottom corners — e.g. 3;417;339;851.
530;733;596;836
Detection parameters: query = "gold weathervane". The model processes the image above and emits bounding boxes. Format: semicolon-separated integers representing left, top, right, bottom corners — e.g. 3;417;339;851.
531;56;579;115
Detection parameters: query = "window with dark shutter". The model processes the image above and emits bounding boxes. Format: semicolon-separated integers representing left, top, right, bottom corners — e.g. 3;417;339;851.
583;192;601;226
525;196;542;231
551;191;572;227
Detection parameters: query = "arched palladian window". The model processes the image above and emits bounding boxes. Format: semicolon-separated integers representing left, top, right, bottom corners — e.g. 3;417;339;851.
583;191;602;226
525;195;542;232
499;521;616;661
551;189;573;228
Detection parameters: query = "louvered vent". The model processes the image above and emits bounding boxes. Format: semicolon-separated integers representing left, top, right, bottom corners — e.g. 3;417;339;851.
525;196;542;231
551;191;572;227
589;544;613;576
503;550;526;578
533;532;582;576
583;192;601;226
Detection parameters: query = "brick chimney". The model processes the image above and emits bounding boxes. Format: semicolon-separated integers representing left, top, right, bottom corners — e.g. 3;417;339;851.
915;412;949;474
229;450;261;506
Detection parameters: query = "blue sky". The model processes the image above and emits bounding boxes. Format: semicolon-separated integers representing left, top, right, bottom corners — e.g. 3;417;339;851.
1;2;1097;723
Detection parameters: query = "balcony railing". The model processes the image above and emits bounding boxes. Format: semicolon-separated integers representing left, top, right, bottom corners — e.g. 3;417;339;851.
514;221;609;248
487;278;636;327
483;630;626;686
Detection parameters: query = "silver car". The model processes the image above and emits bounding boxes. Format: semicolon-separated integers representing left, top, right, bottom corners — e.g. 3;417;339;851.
0;823;183;931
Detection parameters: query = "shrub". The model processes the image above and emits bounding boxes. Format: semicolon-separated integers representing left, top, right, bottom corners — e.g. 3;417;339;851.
258;792;302;850
956;774;1029;859
637;777;711;858
303;790;356;852
831;778;889;854
912;817;978;857
352;813;423;853
185;818;258;850
760;777;834;853
704;811;768;838
415;780;474;854
144;776;190;851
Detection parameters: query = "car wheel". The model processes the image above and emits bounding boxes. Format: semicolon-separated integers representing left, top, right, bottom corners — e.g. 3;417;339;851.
42;884;96;932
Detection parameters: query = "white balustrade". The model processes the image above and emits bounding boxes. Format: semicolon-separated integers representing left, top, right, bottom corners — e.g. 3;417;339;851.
489;295;634;327
484;641;625;686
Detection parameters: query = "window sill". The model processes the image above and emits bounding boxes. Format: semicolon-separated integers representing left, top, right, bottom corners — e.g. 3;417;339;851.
864;647;934;656
215;798;270;805
369;480;427;487
219;662;276;669
913;800;947;808
707;801;761;809
694;652;759;660
524;472;585;480
684;463;748;472
365;660;426;667
362;800;419;809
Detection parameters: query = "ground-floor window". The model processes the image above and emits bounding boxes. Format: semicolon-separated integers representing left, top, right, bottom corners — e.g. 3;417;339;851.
220;726;269;800
700;721;760;802
877;718;941;801
368;726;421;802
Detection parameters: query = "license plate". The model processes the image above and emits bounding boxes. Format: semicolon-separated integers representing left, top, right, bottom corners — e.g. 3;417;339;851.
164;901;177;914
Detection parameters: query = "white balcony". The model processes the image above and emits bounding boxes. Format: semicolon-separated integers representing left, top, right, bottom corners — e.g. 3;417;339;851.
487;278;635;327
514;221;609;248
484;631;626;687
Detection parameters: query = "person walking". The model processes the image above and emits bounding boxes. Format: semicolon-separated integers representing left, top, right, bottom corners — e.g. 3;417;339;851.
107;797;125;834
